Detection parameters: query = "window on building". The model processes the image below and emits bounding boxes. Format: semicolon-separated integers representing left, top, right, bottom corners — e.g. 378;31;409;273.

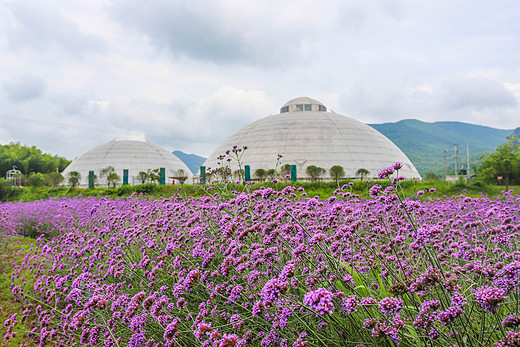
280;106;289;113
319;105;327;112
304;104;312;111
296;104;304;111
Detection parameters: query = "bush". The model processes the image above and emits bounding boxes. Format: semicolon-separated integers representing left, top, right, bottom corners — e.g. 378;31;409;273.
133;183;159;194
0;178;12;201
116;184;134;196
27;173;44;187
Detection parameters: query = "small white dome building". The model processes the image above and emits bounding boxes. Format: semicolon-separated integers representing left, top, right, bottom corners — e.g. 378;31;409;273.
63;139;192;187
203;97;421;180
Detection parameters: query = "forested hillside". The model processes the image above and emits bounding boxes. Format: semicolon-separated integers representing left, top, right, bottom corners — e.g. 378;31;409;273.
369;119;516;177
0;142;70;178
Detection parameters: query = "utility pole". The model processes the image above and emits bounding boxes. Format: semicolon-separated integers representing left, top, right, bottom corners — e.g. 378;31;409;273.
443;150;447;180
454;144;459;177
466;143;470;183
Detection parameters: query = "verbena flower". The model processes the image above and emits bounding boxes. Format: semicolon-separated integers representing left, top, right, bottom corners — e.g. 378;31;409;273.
303;288;334;315
260;278;289;304
474;286;507;313
503;314;520;328
378;297;403;315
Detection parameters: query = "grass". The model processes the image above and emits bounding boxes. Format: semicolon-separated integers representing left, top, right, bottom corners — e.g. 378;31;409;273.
3;180;519;203
0;236;37;346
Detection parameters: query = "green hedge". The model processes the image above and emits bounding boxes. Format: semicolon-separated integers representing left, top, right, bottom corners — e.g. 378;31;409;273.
1;179;516;203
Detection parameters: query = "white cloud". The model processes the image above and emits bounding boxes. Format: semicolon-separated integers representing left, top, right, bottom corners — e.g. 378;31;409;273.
108;0;319;66
3;74;47;102
5;1;107;55
0;0;520;161
439;77;517;110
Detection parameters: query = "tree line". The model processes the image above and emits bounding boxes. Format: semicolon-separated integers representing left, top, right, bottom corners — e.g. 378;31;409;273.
477;134;520;189
0;142;70;178
253;164;370;184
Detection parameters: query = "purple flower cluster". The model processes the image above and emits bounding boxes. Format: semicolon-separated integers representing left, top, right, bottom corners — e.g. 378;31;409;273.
1;186;520;345
303;288;334;315
378;297;403;315
260;278;289;304
474;286;507;313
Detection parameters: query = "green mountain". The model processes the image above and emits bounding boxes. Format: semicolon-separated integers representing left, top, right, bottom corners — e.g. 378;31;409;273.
175;120;516;178
173;151;206;174
369;119;516;177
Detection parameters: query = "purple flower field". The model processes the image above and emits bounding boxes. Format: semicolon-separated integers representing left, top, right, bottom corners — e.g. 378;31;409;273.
2;181;520;346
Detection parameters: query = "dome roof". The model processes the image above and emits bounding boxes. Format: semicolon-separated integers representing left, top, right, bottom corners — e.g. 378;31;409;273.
203;97;421;180
63;140;193;187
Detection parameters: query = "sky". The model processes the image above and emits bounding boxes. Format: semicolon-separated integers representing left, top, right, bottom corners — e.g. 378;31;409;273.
1;0;520;160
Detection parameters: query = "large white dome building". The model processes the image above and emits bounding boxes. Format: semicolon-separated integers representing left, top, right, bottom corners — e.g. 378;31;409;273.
63;139;193;187
203;97;421;180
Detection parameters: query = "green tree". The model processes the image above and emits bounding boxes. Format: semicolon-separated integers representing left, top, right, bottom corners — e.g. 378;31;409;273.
0;142;70;178
254;168;266;181
306;165;326;181
479;135;520;190
44;172;64;187
137;171;149;184
107;172;121;188
280;164;291;179
355;168;370;180
100;166;116;187
0;178;12;201
267;169;277;180
67;171;81;187
329;165;345;185
27;173;44;187
147;168;161;184
232;169;244;183
424;172;439;181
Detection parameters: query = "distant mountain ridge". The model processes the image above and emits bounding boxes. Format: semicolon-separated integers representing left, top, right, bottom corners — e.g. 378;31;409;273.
174;120;517;178
369;119;516;177
172;151;206;174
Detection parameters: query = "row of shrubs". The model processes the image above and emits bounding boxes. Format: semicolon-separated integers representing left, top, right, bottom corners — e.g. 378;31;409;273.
0;177;512;203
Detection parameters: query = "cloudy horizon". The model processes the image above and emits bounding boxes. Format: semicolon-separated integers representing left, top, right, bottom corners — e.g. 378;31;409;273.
1;0;520;160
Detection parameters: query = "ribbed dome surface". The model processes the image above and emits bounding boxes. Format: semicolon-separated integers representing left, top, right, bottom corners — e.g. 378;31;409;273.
63;140;192;187
204;98;421;180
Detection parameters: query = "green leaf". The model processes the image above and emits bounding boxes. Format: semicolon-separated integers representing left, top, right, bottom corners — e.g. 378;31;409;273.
340;262;371;297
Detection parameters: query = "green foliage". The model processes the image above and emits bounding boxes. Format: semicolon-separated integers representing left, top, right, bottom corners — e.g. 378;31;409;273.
133;183;158;194
44;172;64;187
0;178;13;200
478;135;520;189
99;166;116;187
355;168;370;180
306;165;326;181
266;169;277;180
370;119;514;177
107;172;121;188
280;164;291;177
254;168;266;181
27;173;44;187
329;165;345;185
0;142;70;178
0;237;36;346
1;178;517;203
137;171;149;184
67;171;81;187
424;172;439;181
147;168;161;184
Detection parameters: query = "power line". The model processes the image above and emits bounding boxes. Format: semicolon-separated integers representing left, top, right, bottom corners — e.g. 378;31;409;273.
0;115;116;134
0;115;174;139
